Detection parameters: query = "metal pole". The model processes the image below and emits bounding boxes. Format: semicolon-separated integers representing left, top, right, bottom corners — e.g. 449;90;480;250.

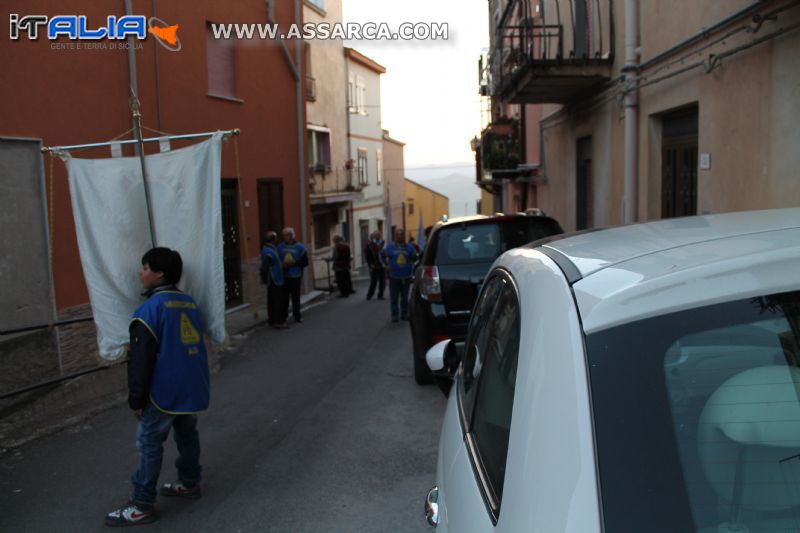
42;130;239;153
123;0;156;246
130;95;158;247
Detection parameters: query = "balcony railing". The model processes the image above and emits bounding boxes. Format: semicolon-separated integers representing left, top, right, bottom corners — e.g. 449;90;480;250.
488;0;615;103
309;164;363;201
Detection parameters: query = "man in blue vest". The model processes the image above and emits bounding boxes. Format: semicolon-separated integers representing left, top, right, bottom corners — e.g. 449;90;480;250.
260;231;288;328
380;228;418;322
106;247;210;527
277;227;308;323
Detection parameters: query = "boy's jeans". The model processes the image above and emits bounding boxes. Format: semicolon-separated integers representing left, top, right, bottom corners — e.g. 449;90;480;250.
131;402;202;507
389;277;411;319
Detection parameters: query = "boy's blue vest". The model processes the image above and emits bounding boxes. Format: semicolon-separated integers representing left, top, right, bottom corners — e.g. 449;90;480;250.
384;242;416;279
132;290;210;414
261;245;285;286
277;241;307;278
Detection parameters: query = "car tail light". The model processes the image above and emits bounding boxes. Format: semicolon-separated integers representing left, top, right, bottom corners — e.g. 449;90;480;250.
418;266;442;302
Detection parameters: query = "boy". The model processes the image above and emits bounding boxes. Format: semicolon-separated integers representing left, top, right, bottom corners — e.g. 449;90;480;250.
106;247;210;527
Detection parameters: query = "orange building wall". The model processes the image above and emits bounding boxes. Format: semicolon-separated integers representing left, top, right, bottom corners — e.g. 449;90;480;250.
1;0;306;310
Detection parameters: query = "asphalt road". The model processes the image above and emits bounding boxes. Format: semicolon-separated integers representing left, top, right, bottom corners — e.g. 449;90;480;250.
0;281;446;532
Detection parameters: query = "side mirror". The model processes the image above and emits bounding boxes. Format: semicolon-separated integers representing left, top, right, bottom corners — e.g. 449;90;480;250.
426;339;463;397
425;339;450;372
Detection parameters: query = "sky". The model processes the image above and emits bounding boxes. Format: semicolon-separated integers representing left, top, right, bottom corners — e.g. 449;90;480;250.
342;0;489;170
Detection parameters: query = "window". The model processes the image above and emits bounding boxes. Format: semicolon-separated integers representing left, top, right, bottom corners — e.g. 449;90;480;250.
305;0;325;12
348;72;356;113
356;75;366;114
407;199;414;215
304;43;315;102
376;149;383;185
462;275;505;403
459;274;521;516
586;291;800;532
436;224;501;266
206;23;236;99
357;147;368;186
307;128;331;169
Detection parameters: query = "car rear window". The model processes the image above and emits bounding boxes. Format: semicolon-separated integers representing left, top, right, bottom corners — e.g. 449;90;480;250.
586;291;800;533
435;224;501;265
434;218;562;266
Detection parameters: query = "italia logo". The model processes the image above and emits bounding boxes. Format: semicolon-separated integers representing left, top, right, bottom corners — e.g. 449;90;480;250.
9;14;181;51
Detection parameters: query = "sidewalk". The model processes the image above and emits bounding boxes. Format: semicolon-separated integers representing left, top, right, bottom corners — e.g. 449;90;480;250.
0;290;328;453
224;289;327;337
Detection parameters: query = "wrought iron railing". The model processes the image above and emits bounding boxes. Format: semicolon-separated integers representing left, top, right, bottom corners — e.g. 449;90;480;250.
489;0;615;94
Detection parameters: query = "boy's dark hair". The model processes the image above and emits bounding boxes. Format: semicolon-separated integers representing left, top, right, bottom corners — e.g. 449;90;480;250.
142;247;183;285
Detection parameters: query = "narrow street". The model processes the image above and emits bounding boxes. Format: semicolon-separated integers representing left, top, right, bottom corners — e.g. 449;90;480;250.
0;281;445;533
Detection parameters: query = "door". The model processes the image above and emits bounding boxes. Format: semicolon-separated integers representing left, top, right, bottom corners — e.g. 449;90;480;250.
662;108;698;218
221;180;243;308
257;179;284;246
359;220;370;265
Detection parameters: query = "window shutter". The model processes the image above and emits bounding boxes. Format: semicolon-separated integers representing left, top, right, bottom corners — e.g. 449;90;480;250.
207;24;236;98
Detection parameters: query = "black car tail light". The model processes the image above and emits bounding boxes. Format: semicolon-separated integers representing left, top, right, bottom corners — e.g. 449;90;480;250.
418;265;442;302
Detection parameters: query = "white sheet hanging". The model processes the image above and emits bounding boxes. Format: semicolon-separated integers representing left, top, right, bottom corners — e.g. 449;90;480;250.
62;132;226;360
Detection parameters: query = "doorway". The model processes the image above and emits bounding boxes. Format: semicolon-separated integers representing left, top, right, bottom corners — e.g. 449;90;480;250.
661;107;698;218
221;180;243;308
257;179;284;246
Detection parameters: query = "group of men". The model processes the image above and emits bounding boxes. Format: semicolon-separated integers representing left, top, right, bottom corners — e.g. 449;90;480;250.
259;227;309;328
261;227;420;324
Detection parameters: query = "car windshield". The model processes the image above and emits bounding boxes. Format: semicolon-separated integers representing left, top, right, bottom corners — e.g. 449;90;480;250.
586;291;800;532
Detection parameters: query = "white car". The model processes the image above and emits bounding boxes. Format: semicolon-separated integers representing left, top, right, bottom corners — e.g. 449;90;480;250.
424;209;800;533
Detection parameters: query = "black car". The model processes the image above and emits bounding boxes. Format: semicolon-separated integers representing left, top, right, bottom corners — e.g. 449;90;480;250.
408;212;563;384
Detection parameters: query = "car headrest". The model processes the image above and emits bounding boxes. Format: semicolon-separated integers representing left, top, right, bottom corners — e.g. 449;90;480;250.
698;365;800;512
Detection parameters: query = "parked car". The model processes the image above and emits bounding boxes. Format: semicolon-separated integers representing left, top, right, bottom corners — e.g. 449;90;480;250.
409;212;563;384
424;209;800;532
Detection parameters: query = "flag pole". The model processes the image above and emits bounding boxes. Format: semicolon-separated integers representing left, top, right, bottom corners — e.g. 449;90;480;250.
129;94;157;248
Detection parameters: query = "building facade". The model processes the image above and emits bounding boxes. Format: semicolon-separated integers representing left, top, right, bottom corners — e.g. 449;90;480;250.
478;0;800;231
0;1;306;392
345;47;387;271
304;0;362;288
382;130;406;241
404;178;449;245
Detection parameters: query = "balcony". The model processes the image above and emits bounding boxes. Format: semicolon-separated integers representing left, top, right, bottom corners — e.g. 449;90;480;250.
309;163;364;205
479;118;522;179
486;0;615;103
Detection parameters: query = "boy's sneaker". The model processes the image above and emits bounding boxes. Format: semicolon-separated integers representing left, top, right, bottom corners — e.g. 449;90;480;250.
160;481;202;499
105;504;156;527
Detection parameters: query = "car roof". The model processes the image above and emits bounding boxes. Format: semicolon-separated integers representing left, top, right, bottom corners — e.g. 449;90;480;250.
433;213;558;230
539;208;800;279
505;208;800;334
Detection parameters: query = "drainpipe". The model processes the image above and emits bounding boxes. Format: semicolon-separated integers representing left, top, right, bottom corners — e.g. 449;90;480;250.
292;0;310;291
622;0;639;224
294;5;307;245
